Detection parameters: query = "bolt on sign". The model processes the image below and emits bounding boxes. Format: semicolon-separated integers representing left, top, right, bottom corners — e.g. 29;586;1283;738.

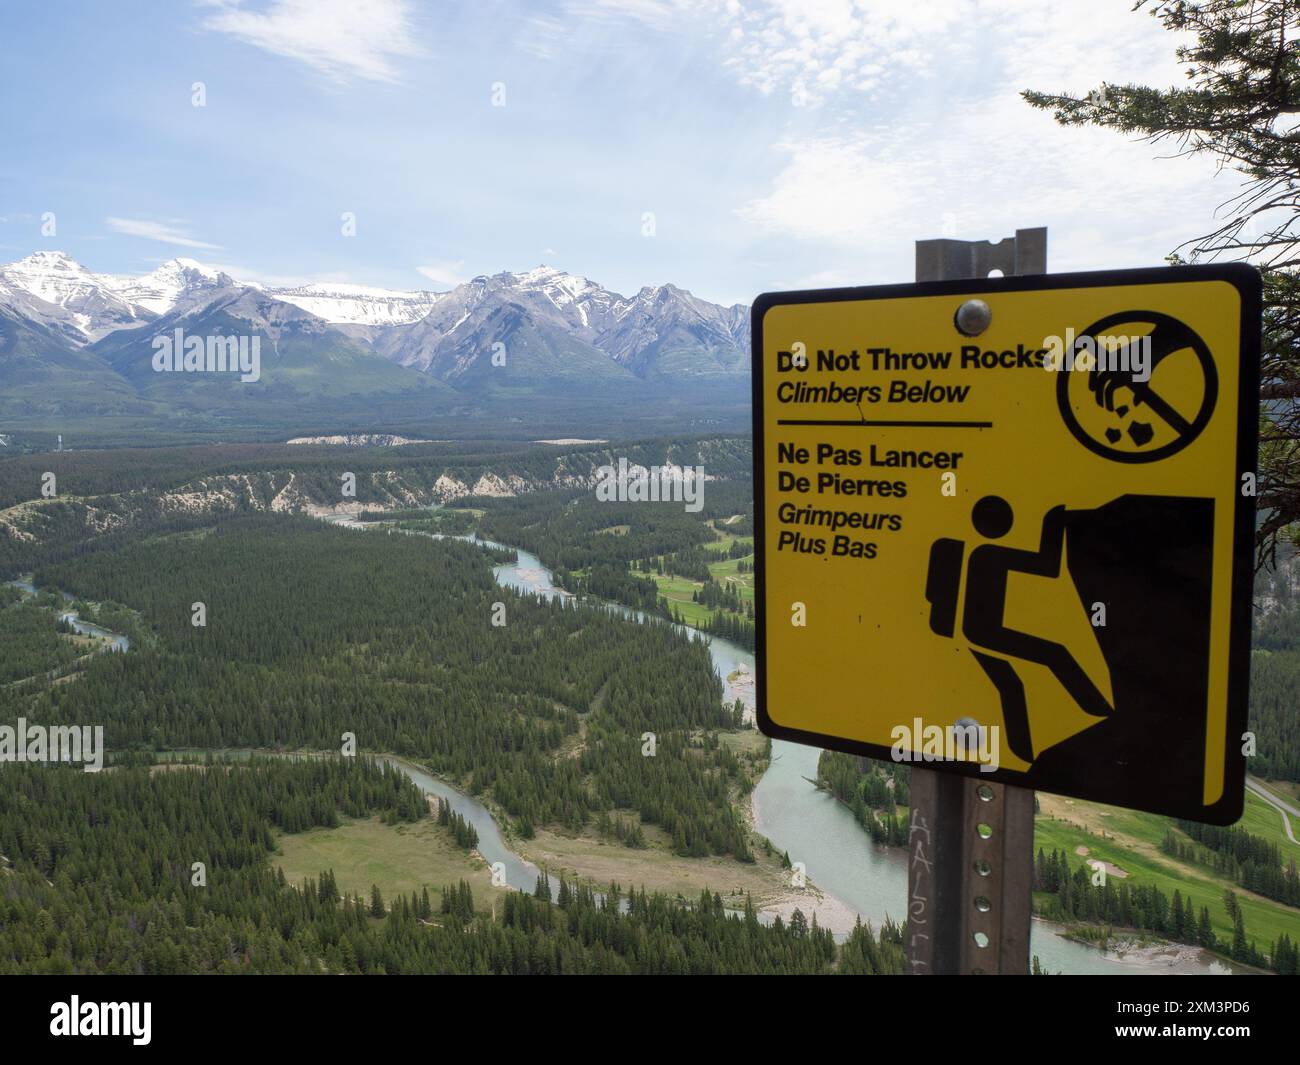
751;265;1260;824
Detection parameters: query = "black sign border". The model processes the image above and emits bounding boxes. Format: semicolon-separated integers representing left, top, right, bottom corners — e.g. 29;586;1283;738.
751;263;1261;825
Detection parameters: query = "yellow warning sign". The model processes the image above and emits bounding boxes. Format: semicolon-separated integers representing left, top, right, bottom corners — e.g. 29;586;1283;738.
752;265;1259;824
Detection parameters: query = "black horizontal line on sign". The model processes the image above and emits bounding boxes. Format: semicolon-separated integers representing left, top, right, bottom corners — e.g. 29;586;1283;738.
776;419;994;428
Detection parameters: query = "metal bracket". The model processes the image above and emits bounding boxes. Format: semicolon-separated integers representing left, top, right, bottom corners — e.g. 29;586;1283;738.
915;227;1047;283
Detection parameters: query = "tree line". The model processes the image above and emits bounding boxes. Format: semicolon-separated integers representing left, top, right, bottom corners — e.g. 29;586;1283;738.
0;757;903;975
1034;848;1292;972
816;752;910;847
1165;820;1300;908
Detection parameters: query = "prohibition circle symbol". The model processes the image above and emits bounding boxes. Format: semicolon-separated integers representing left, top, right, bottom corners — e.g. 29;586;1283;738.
1055;309;1218;463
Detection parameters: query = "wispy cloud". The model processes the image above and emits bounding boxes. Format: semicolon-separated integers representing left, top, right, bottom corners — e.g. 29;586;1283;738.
517;15;569;60
565;0;690;31
737;92;1234;271
416;260;466;287
715;0;973;106
201;0;422;84
571;0;1189;108
105;218;222;250
551;0;975;106
730;0;1228;275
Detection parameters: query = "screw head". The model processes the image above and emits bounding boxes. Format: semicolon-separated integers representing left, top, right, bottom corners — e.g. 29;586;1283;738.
955;299;992;337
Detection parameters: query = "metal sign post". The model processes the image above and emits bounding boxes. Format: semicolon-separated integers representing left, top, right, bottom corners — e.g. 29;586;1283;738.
750;229;1258;975
906;228;1045;975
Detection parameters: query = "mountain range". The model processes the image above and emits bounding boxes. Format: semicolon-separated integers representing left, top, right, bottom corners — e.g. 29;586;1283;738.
0;251;751;441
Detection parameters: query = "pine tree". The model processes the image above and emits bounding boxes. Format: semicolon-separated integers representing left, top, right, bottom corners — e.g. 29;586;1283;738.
1198;906;1215;949
1232;908;1248;961
1025;0;1300;559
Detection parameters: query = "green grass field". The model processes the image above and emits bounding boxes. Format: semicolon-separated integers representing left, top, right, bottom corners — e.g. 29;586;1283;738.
1262;778;1300;804
702;523;753;556
274;815;507;914
708;554;754;602
1240;782;1300;851
1034;791;1300;954
650;547;755;629
652;573;715;625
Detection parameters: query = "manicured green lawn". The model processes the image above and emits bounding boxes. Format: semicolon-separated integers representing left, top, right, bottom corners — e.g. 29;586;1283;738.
651;555;755;626
708;554;755;602
1033;794;1300;953
653;574;715;625
1239;784;1300;853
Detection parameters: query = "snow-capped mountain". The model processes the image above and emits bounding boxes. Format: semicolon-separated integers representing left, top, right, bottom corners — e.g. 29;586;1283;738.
0;253;250;343
0;251;152;343
269;282;439;327
505;265;623;332
0;253;748;369
372;265;749;381
99;257;235;316
599;282;749;375
372;266;626;375
0;252;751;434
0;253;446;335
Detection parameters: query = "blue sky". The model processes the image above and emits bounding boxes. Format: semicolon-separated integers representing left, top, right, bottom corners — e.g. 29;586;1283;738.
0;0;1244;306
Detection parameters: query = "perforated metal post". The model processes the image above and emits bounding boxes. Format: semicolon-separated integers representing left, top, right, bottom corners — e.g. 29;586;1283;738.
905;228;1044;975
